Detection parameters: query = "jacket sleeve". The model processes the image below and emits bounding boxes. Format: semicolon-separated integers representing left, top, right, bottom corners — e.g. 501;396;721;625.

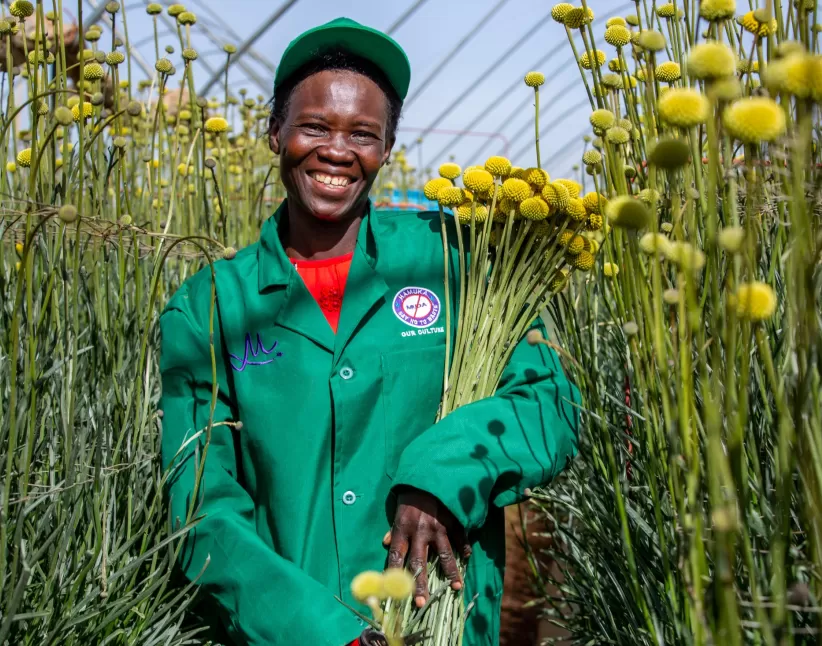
390;318;580;532
159;284;363;646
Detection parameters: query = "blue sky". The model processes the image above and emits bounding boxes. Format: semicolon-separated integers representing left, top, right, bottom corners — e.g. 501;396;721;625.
100;0;639;178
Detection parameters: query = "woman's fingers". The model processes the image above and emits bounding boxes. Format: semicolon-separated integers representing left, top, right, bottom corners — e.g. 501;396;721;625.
386;531;409;570
406;537;429;608
434;532;462;590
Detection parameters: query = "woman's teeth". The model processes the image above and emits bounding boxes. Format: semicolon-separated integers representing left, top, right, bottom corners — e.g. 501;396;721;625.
312;173;350;187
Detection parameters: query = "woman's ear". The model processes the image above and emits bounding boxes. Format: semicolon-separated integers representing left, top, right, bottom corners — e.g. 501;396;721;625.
269;119;281;155
381;137;395;167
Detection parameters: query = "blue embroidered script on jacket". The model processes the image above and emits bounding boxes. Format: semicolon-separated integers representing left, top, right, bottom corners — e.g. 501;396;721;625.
229;333;283;372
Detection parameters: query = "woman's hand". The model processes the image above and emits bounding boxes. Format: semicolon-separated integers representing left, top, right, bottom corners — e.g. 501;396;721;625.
384;488;471;608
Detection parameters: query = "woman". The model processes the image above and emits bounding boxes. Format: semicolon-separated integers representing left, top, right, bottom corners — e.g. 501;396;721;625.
160;17;579;646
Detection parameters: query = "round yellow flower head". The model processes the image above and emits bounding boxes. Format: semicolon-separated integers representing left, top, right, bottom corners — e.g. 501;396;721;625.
660;222;674;233
524;167;550;188
606;126;630;145
665;242;706;271
582;150;602;165
740;10;777;36
626;13;640;26
485;155;512;177
525;71;545;87
519;196;551;221
83;62;105;81
582;192;608;214
638;30;667;51
608;58;625;73
566;198;588;222
579;50;606;70
438;186;467;207
455;203;489;224
463;168;494;194
567;235;585;255
382;568;415;600
501;177;532;203
658;88;710;127
699;0;736;20
763;53;819;99
551;2;574;23
639;232;671;255
10;1;34;18
421;178;451;201
542;182;571;210
606;16;627;27
58;204;78;225
205;116;229;133
16;148;32;168
351;571;385;602
586;213;604;231
732;281;777;320
555;178;582;199
723;97;786;143
71;102;94;122
657;3;677;17
603;262;619;277
687;41;737;79
718;226;745;253
656;61;682;82
558;230;575;247
638;188;660;204
549;269;570;292
564;6;594;29
572;249;596;270
590;108;616;130
606;196;651;229
438;162;462;180
648;136;691;168
605;24;632;47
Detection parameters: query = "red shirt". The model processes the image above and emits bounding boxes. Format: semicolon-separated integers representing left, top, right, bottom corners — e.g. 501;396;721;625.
289;252;353;334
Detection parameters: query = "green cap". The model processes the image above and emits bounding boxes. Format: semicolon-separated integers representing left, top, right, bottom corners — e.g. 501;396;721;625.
274;17;411;100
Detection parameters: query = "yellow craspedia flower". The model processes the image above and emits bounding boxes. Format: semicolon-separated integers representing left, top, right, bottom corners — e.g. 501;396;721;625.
603;262;619;277
6;161;16;173
564;7;594;28
606;196;651;229
764;54;822;99
637;29;667;51
423;177;452;200
586;213;604;231
438;186;467;207
658;3;678;17
83;62;105;81
524;167;550;188
687;41;737;79
580;50;606;70
16;148;32;168
656;61;682;82
519;196;550;221
606;127;630;144
700;0;736;20
15;241;24;256
572;249;596;270
463;168;494;194
455;203;489;224
549;268;570;291
658;88;710;127
639;232;671;254
605;24;631;47
558;230;575;247
502;177;531;202
590;108;616;130
438;162;461;180
525;71;545;87
608;58;625;72
718;226;745;252
485;155;512;177
583;192;608;214
567;235;585;254
606;16;627;27
582;150;602;165
351;570;385;602
9;1;34;18
740;10;777;36
555;178;582;199
204;116;229;133
723;97;786;143
551;2;574;23
732;282;777;320
71;102;94;122
566;198;588;222
626;13;640;26
382;568;414;600
665;242;706;270
542;182;571;210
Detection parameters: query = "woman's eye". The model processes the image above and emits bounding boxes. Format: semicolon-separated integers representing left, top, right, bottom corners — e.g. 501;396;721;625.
301;124;325;134
353;131;377;141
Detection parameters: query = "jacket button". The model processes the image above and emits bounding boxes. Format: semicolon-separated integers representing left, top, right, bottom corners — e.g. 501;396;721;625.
339;367;354;380
342;491;357;505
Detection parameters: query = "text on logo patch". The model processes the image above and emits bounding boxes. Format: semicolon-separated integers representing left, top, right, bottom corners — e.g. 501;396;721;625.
392;286;441;328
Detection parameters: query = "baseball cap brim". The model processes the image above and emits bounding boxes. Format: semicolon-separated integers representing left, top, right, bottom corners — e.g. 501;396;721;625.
274;17;411;101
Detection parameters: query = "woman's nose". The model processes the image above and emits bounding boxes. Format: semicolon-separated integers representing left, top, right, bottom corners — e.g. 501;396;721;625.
317;132;355;164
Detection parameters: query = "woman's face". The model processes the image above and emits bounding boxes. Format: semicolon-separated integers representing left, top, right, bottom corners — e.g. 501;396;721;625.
270;69;394;222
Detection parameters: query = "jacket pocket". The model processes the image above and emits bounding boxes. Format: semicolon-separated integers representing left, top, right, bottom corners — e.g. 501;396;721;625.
381;344;446;479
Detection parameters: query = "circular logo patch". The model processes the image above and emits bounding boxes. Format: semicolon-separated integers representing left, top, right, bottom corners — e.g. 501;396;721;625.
393;286;441;328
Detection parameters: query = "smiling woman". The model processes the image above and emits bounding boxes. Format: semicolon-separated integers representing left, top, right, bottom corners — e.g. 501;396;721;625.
158;16;578;646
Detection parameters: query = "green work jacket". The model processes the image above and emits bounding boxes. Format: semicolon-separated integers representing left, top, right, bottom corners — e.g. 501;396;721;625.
159;200;579;646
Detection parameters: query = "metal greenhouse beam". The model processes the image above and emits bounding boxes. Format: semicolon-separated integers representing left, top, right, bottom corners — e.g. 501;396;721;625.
402;0;511;108
402;9;554;157
198;0;300;96
386;0;431;36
